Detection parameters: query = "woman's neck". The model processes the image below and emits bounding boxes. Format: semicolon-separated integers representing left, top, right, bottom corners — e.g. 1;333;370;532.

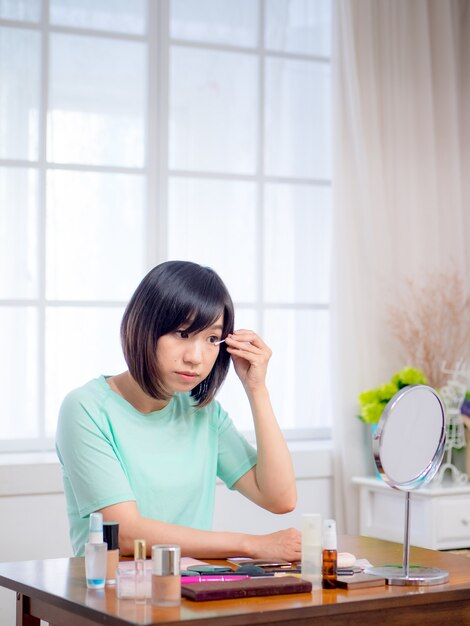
107;372;170;413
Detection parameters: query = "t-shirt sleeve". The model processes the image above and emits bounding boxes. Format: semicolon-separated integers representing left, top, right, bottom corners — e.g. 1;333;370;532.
216;403;257;489
56;390;136;518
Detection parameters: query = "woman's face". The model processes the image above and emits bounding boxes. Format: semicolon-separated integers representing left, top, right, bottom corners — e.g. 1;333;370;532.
156;314;224;394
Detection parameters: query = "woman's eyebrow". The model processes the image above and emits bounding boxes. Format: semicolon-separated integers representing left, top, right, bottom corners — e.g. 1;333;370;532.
209;324;223;332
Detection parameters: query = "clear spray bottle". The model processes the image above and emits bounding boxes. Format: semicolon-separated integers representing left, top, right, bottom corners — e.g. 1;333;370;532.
85;512;107;589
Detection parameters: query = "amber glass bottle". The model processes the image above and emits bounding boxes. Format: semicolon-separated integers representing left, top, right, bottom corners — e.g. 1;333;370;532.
322;519;337;589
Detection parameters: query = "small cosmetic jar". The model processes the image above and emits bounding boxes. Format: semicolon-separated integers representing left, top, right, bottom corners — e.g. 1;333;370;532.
116;564;151;600
116;565;136;600
151;544;181;607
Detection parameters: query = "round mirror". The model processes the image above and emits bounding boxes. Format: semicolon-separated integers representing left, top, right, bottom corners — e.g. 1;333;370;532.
366;384;448;586
373;384;446;490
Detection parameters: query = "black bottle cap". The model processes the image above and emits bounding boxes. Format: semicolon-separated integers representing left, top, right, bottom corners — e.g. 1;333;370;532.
103;522;119;550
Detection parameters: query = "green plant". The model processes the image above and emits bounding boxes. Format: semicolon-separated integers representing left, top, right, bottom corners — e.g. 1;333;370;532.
357;367;428;424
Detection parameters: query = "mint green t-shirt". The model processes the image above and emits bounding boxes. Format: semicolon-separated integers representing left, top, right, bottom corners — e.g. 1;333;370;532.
55;376;257;556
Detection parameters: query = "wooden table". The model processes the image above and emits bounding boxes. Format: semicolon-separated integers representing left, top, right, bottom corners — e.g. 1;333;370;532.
1;535;470;625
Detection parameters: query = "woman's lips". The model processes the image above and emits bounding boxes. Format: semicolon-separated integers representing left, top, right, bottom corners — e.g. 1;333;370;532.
175;371;199;381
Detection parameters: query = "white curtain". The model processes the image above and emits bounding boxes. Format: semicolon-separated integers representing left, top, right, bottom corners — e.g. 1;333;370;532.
331;0;470;533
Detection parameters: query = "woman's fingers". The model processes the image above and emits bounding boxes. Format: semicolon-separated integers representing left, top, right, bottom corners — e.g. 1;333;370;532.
231;330;266;349
226;330;271;358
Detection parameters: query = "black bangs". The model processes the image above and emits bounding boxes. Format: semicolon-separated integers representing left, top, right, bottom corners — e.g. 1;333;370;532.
182;288;226;335
159;264;231;336
183;306;224;334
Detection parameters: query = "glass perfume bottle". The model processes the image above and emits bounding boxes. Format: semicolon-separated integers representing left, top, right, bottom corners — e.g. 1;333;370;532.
134;539;147;603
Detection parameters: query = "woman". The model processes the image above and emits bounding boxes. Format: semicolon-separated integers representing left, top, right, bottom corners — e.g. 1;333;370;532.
56;261;300;560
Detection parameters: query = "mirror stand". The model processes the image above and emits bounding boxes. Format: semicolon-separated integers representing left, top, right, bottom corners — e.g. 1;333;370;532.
366;491;448;585
364;385;449;586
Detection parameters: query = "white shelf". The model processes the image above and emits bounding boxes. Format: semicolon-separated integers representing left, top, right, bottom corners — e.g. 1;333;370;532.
353;476;470;550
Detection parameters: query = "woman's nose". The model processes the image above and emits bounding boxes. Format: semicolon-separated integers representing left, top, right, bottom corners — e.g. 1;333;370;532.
183;339;203;363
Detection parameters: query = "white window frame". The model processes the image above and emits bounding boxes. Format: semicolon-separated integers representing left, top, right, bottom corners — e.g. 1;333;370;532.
0;0;331;452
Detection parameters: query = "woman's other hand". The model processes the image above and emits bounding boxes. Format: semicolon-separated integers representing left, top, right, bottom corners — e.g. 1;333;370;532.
246;527;301;563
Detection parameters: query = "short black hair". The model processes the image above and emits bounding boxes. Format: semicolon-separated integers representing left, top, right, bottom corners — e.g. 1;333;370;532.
121;261;234;407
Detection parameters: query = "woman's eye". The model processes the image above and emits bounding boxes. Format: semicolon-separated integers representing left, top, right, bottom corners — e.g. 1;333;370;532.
208;336;221;345
177;330;189;339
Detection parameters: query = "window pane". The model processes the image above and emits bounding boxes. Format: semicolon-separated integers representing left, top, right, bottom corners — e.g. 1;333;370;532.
0;167;38;298
265;0;331;56
0;0;40;21
46;170;145;300
46;306;126;436
264;309;331;430
168;177;257;302
265;57;330;179
170;0;258;48
48;33;146;167
0;27;40;160
263;183;331;303
170;46;258;174
50;0;147;34
216;308;257;431
0;307;38;439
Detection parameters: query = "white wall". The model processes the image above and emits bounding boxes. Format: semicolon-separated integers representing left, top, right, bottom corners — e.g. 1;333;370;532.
213;441;334;533
0;454;72;626
0;443;333;625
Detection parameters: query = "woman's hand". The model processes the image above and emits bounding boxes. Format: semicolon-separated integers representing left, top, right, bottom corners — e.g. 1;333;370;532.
247;528;302;562
226;330;272;393
227;329;297;516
